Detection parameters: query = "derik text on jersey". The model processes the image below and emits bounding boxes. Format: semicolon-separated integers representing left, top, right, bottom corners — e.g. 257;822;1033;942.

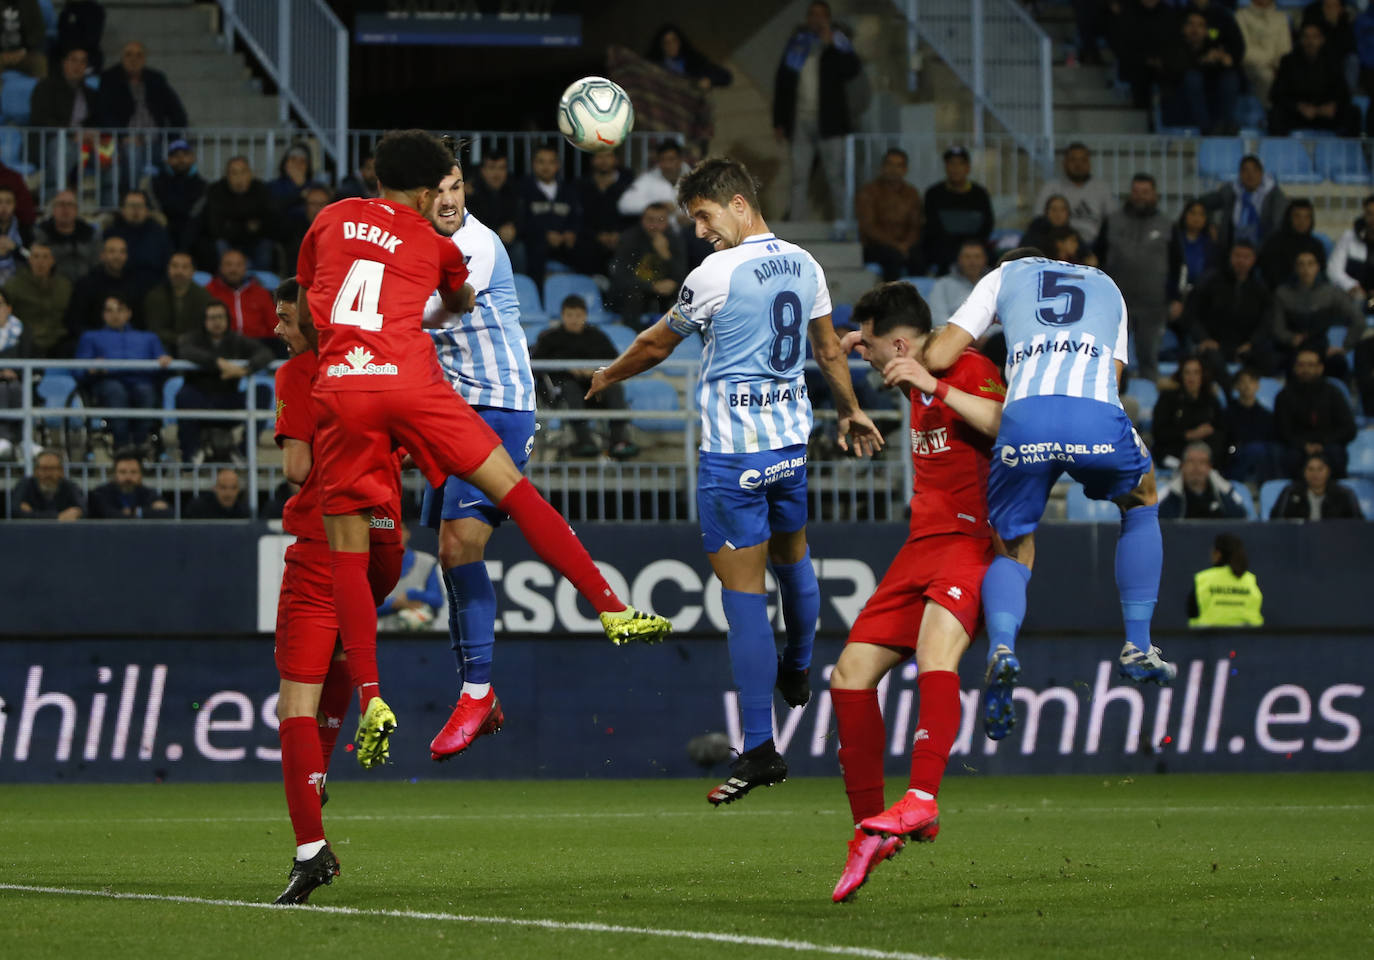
1008;337;1101;366
342;220;404;254
728;382;808;407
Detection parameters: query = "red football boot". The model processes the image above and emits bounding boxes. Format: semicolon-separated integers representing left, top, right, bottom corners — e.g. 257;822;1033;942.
429;690;504;761
831;828;904;903
860;790;941;842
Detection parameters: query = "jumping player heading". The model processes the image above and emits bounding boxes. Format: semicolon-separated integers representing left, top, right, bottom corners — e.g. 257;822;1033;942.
587;157;884;804
828;282;1005;902
297;130;671;769
922;248;1175;742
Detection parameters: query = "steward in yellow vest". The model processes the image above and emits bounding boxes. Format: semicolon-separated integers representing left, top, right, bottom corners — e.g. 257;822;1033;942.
1187;533;1263;627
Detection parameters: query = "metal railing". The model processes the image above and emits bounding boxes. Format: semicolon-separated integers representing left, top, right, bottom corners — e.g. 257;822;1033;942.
219;0;349;172
3;126;689;212
901;0;1053;164
1;359;914;524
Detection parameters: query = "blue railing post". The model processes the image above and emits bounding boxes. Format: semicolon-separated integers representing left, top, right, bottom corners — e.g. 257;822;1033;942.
20;363;34;473
277;0;291;127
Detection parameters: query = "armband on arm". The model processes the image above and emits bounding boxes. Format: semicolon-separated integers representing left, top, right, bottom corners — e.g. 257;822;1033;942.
933;380;950;402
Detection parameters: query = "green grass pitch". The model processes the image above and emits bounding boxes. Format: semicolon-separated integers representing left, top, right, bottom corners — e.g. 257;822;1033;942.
2;772;1370;959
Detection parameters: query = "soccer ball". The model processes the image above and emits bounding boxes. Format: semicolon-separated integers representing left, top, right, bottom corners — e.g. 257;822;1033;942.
557;76;635;152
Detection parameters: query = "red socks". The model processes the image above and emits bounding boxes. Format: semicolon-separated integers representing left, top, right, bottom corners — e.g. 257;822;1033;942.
279;716;325;846
909;670;961;796
498;478;621;614
318;656;352;771
831;687;886;824
330;550;381;712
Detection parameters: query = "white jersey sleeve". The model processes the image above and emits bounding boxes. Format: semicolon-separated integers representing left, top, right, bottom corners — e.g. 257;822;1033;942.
809;254;832;320
948;266;1005;339
667;259;730;337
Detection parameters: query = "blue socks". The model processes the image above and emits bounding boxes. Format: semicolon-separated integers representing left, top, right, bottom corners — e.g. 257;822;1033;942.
444;561;498;686
982;554;1032;657
1115;504;1162;652
772;550;818;672
722;588;776;751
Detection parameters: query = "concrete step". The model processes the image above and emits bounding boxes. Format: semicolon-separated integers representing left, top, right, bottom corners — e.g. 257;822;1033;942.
1055;105;1150;135
774;221;837;243
803;240;863;270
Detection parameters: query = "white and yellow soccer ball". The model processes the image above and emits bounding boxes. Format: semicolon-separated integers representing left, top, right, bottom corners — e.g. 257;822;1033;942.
557;76;635;152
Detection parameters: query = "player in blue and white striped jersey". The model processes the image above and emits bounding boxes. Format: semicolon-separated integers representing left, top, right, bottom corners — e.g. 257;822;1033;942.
588;157;883;803
420;155;537;761
923;249;1175;742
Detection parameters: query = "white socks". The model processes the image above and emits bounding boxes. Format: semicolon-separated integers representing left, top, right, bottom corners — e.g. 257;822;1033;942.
461;681;491;700
296;839;326;861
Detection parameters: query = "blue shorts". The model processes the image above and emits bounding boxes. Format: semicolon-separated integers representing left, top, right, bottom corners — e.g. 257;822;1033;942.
989;396;1152;540
420;406;537;529
697;444;808;553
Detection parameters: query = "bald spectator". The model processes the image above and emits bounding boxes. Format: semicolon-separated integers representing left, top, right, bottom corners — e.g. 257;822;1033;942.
3;243;70;357
66;236;139;331
184;468;250;519
34;191;100;285
207;248;277;343
12;448;84;520
855;148;924;281
0;186;30;285
148;139;207;250
95;41;187;128
0;0;47;78
174;301;271;462
29;46;93;127
1032;142;1117;248
1157;441;1249;520
203;156;279;272
143;251;215;351
104;190;171;296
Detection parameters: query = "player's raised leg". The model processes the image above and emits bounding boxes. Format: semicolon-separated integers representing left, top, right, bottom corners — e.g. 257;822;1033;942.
829;639;908;902
769;528;819;708
1111;470;1175;684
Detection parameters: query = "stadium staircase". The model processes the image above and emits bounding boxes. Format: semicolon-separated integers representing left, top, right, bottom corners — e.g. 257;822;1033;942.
99;0;280;129
1032;3;1150;136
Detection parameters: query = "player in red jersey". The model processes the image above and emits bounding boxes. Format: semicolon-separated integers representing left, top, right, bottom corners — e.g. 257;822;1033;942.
269;279;408;904
296;130;671;767
827;282;1007;902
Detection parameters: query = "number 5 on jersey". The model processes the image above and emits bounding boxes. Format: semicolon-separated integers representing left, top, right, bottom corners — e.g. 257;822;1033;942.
332;259;386;331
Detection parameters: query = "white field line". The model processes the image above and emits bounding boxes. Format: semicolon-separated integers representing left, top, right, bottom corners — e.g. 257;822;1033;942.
0;883;954;960
0;802;1369;827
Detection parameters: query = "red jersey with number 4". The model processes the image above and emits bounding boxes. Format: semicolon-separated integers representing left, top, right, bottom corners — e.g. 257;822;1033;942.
274;350;403;542
907;348;1005;539
297;197;468;392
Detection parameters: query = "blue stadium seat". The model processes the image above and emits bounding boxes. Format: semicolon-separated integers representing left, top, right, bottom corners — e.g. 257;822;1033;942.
1327;376;1355;411
832;303;853;328
667;331;702;368
1347;430;1374;478
250;270;280;292
1340;478;1374;517
1327;325;1348;352
1314;231;1334;257
863;262;884;277
0;71;38;125
512;273;544;318
1125;378;1158;429
989;228;1022;251
1314;140;1371;186
39;0;55;36
524;325;542;348
1234;482;1258;519
1234;95;1267;133
1259;479;1289;519
603;323;636;352
1355;96;1371;131
907;276;937;299
1198;137;1244;181
161;375;184;428
1258;139;1321;185
1065;484;1120;523
543;274;605;318
624;378;680;432
192;270;212;287
1256;376;1283;411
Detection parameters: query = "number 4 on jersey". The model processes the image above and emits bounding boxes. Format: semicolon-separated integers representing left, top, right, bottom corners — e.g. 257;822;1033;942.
331;259;386;331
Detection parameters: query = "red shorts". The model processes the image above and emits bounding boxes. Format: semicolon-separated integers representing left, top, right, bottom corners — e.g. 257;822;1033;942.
847;532;993;650
274;538;407;683
314;381;502;515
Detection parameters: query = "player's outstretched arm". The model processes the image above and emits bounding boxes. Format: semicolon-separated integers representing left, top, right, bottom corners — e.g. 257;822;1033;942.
883;357;1004;439
921;323;975;374
809;314;883;457
281;438;312;484
586;316;683;398
434;283;477;321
